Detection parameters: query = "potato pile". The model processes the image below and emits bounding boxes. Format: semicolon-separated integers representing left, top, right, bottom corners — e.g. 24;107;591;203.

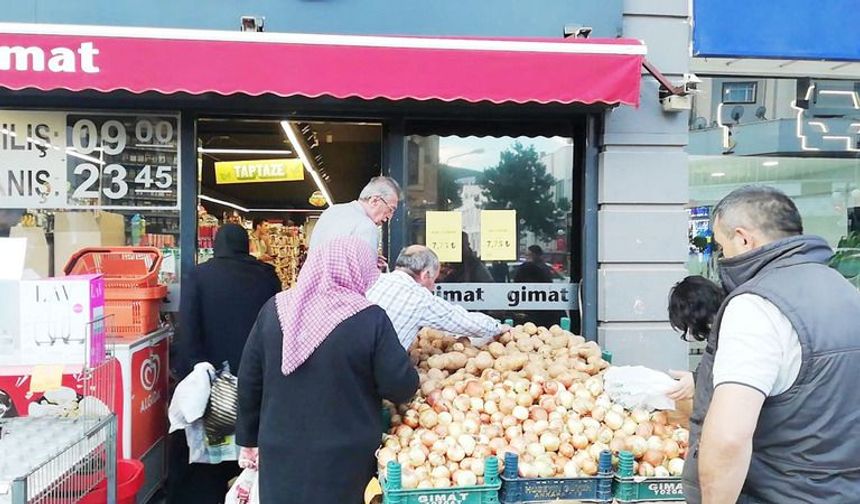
378;323;689;489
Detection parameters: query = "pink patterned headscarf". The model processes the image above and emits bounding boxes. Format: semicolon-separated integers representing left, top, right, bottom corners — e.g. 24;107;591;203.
276;236;380;375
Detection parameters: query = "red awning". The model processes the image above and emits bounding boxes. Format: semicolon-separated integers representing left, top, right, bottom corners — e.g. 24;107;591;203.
0;24;646;106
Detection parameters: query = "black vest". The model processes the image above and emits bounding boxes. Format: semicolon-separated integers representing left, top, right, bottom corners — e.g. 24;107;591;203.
687;235;860;503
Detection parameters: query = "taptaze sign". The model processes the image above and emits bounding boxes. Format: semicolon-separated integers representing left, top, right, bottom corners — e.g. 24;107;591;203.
0;109;180;209
435;283;578;311
215;158;304;184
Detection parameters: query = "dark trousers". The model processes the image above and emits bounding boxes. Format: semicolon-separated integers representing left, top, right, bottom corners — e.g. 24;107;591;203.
167;431;242;504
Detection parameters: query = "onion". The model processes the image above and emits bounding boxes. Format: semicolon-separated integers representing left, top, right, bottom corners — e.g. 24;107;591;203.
499;398;516;415
516;392;534;408
396;425;414;439
428;451;446;467
448;422;464;438
469;397;485;412
527;442;546;457
419;409;438;429
442;387;457;402
454;470;478;487
505;425;522;442
672;428;690;446
663;439;681;459
538;396;557;411
584;427;599;443
533;420;549;435
535;459;555;478
530;407;549;422
631;408;650;424
654;465;671;478
638;462;655;477
609;435;627;453
651;411;668;425
528;381;543;399
453;395;471;412
465;380;483;398
559;442;575;458
566;418;585;435
540;432;561;452
571;434;589;450
580;458;599;476
642;449;665;467
402;469;418;489
438;412;453;426
597;427;614;444
463;418;480;435
582;417;601;432
377;447;397;467
557;390;575;409
417;480;433;489
603;410;624;431
513;406;530;421
458;435;477;456
408;447;427;466
647;436;664;452
543;381;560;395
484;400;499;415
420;430;438;448
489;438;507;455
621;419;638;436
636;422;654;438
627;435;648;458
519;462;538;479
668;457;685;476
433;477;451;488
447;445;466;462
564;460;579;477
590;406;606;422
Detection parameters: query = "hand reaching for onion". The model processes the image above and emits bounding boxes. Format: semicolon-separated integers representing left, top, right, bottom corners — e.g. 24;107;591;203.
666;370;694;401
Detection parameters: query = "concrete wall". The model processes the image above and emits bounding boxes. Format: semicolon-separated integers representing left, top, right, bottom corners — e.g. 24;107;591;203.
598;0;691;371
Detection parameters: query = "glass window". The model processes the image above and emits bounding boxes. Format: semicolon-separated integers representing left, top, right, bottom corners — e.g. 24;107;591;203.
722;81;758;104
405;134;576;326
688;78;860;290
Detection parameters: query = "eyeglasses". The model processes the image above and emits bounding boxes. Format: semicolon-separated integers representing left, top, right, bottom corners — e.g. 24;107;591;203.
377;196;398;214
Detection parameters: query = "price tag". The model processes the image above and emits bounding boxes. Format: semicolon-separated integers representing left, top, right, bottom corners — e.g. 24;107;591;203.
426;211;462;262
29;364;65;393
66;114;180;209
480;210;517;261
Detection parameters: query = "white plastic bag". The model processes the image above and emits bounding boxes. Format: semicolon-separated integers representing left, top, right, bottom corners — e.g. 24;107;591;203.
225;468;260;504
169;362;215;433
185;418;240;464
603;365;677;411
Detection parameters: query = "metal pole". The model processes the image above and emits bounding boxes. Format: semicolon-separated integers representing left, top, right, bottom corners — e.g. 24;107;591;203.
384;118;407;260
179;112;199;310
106;415;118;503
581;114;601;342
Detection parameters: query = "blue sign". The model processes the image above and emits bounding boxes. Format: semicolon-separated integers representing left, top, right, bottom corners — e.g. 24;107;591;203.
693;0;860;61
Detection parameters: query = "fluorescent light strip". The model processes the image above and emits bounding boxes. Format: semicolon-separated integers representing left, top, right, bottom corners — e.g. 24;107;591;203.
280;120;333;207
198;194;249;212
197;148;293;155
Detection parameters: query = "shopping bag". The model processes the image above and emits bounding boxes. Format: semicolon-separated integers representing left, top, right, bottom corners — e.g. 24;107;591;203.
169;362;215;433
603;365;677;411
203;362;239;443
225;468;260;504
185;418;240;464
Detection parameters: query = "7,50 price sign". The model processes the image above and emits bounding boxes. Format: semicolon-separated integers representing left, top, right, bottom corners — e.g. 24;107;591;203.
66;114;180;209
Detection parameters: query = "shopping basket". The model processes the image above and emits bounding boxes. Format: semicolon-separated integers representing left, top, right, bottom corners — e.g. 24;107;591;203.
64;247;163;288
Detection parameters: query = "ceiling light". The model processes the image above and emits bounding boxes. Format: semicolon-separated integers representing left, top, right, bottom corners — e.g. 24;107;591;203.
711;172;726;177
198;194;249;212
281;120;333;207
197;148;293;155
762;161;779;167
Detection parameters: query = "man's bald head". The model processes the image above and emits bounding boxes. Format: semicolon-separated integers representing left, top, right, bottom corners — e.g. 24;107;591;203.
395;245;441;290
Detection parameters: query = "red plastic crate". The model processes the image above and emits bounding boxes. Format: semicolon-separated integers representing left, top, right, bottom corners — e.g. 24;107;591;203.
64;247;163;289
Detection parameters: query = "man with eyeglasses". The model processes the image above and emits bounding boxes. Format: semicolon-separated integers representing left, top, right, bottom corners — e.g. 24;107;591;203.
309;176;401;269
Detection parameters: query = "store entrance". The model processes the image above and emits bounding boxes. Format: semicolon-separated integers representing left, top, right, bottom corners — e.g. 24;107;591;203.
196;118;383;288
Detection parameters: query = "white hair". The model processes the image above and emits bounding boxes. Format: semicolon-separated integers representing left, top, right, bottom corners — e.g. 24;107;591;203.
359;176;402;201
395;246;440;277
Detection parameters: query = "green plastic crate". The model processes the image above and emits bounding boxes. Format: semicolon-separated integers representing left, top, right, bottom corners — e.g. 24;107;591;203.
500;452;613;503
613;476;685;502
382;456;502;504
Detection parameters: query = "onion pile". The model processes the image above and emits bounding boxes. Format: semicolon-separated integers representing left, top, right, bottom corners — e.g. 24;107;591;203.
379;323;689;488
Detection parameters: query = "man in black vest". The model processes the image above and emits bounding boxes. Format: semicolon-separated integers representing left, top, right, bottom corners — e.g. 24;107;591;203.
695;185;860;503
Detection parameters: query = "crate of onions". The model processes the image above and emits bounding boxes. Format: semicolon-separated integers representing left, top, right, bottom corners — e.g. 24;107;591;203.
380;456;502;504
499;451;613;503
613;450;686;502
378;324;690;503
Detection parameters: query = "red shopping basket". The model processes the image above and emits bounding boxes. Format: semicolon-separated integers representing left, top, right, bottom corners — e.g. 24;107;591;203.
80;459;145;504
64;247;163;288
104;285;168;336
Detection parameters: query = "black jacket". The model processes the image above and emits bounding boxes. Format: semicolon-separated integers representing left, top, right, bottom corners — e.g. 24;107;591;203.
178;224;281;376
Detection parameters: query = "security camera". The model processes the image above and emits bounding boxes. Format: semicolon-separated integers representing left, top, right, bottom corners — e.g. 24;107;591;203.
563;25;593;39
682;73;703;93
241;16;265;32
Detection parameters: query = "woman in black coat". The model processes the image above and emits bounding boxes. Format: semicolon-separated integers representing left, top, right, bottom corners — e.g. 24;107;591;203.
178;223;282;376
236;237;418;504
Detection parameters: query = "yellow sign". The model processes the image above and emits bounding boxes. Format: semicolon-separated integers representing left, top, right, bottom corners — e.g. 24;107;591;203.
214;159;304;184
426;211;462;263
29;364;64;393
480;210;517;261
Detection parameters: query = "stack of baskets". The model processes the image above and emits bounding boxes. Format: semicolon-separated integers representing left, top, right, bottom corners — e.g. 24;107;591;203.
64;247;168;336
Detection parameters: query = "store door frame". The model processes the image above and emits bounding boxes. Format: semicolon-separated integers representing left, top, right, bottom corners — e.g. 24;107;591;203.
0;89;603;341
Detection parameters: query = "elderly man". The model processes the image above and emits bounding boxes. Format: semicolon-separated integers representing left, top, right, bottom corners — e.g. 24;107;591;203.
692;186;860;503
309;175;400;253
367;245;509;349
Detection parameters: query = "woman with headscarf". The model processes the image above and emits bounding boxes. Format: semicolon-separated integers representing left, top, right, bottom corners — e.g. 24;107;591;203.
236;237;418;504
173;223;281;503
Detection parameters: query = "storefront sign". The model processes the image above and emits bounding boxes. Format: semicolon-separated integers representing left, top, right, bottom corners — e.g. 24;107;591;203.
435;282;578;311
214;158;304;184
0;109;180;210
426;211;462;263
480;210;516;261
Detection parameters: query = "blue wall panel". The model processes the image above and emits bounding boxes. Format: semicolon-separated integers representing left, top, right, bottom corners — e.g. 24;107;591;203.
1;1;621;38
694;0;860;61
